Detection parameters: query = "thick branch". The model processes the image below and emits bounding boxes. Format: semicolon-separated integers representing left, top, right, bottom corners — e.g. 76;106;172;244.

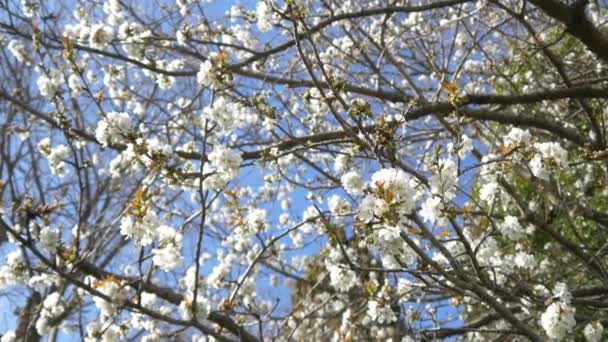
528;0;608;63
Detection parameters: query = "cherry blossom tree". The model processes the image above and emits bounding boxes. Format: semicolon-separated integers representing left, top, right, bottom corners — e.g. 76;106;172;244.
0;0;608;340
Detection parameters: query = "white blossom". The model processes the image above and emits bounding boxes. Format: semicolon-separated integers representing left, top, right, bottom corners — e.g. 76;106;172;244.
498;215;524;240
197;59;226;89
513;250;536;269
36;292;65;335
583;321;604;342
246;208;267;233
531;142;568;180
68;73;85;96
0;250;28;288
21;0;39;18
39;226;60;252
95;112;132;146
120;211;160;246
177;25;190;45
37;71;62;99
201;97;257;132
7;40;32;65
540;283;575;340
179;295;210;321
324;247;358;292
84;322;125;342
38;140;70;177
89;23;114;49
327;264;357;292
367;300;397;324
371;168;417;212
505;127;531;146
420;196;444;225
256;1;273;32
28;273;61;292
152;226;183;271
0;331;16;342
479;181;499;204
334;154;350;174
208;144;242;180
328;195;351;216
341;170;365;195
93;278;128;318
429;159;458;199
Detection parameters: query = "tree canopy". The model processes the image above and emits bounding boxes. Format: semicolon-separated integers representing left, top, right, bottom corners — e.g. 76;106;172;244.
0;0;608;341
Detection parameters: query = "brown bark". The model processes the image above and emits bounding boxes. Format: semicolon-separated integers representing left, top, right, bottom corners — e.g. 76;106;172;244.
14;292;41;342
